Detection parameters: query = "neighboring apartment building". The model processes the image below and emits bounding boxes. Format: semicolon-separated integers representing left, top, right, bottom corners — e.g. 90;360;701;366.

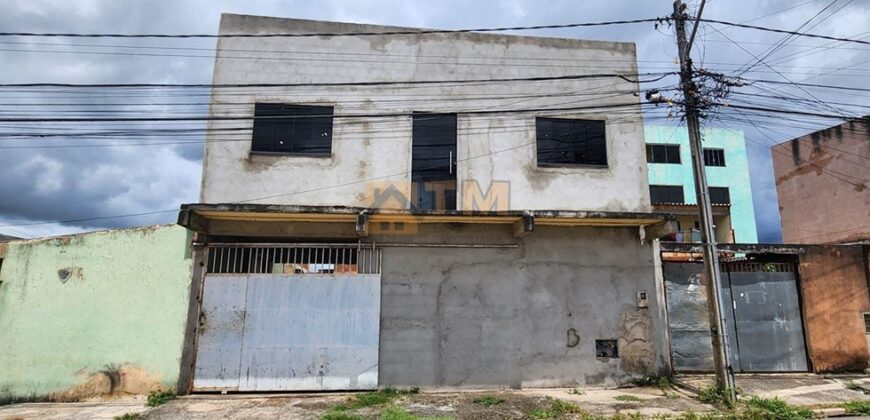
772;118;869;244
176;14;675;393
645;125;759;244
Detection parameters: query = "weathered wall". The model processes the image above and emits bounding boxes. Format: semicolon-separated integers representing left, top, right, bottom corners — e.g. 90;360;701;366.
201;14;651;213
375;224;668;387
0;225;192;398
772;119;870;244
645;125;758;243
799;245;870;372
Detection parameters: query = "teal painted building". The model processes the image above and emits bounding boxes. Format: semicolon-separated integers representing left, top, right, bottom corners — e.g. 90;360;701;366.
645;125;758;244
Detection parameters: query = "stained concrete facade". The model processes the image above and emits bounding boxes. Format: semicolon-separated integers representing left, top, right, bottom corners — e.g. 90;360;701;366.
772;118;869;244
201;14;651;213
798;245;870;372
377;224;669;387
0;225;193;398
645;125;758;243
181;14;671;392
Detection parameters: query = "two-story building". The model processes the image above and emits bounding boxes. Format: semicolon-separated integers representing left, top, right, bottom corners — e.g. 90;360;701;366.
645;125;758;244
176;14;676;393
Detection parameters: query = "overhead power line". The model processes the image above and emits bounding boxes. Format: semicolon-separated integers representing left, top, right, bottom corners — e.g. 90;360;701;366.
0;18;661;39
700;18;870;45
0;101;653;123
0;72;673;89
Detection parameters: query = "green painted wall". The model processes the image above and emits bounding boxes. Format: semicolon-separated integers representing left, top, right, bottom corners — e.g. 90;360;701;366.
645;125;759;243
0;225;192;397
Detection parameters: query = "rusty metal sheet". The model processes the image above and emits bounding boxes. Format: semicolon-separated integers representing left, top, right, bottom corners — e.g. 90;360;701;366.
238;274;380;391
730;271;809;372
192;275;248;391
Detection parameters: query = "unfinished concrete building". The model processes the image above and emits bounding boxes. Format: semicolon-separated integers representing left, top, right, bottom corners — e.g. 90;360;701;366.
177;14;676;392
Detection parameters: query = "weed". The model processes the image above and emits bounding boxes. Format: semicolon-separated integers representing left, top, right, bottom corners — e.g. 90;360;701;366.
841;400;870;415
528;397;585;419
696;383;740;408
633;374;672;390
113;414;141;420
614;395;643;403
569;387;586;395
472;395;504;407
146;389;176;407
742;396;813;420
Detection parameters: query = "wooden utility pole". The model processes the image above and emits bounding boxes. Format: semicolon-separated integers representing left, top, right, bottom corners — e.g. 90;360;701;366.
671;0;736;403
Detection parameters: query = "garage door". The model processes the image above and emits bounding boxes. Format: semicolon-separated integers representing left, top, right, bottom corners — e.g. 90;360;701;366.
192;245;381;391
664;261;808;372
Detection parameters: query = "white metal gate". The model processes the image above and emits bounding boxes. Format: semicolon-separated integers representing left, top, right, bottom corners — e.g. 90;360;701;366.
193;244;381;392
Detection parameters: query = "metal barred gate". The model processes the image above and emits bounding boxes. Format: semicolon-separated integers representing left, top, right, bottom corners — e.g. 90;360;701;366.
664;261;809;372
192;244;382;392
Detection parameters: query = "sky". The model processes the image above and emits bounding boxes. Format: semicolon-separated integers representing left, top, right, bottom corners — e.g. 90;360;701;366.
0;0;867;241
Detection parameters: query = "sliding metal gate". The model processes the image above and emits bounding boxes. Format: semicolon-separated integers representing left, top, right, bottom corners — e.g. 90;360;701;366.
192;244;381;392
664;261;808;372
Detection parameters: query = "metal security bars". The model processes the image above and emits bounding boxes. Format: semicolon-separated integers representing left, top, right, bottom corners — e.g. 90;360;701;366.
722;261;795;273
205;243;381;275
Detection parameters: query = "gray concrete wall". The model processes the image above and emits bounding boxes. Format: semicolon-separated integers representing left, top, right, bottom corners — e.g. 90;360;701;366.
374;224;669;387
202;14;651;213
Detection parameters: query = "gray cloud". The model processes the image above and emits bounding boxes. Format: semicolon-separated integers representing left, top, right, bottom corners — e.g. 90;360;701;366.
0;0;867;242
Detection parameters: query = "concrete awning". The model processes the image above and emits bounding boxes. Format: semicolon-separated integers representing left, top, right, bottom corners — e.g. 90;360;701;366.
653;203;731;216
178;203;676;238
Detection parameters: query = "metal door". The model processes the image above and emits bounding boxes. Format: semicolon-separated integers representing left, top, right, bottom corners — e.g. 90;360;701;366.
192;245;381;391
238;274;380;391
663;261;808;372
727;263;808;372
192;275;247;390
663;262;739;371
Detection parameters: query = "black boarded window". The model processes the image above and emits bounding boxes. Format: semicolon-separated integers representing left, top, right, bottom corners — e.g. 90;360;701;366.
650;185;685;204
646;144;681;164
251;103;333;155
703;148;726;167
709;187;731;204
536;118;607;167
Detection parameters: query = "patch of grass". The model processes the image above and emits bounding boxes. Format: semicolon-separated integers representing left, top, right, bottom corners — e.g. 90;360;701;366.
742;396;813;420
529;397;586;419
569;387;586;395
322;388;424;419
613;394;643;402
842;400;870;415
113;414;141;420
472;395;505;407
146;389;176;407
379;407;451;420
321;410;364;420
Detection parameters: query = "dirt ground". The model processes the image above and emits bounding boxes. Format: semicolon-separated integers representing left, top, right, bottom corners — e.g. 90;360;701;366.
138;387;713;419
3;375;870;419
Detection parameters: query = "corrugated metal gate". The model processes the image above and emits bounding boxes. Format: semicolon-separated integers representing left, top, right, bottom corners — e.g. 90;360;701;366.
192;244;381;392
664;261;808;372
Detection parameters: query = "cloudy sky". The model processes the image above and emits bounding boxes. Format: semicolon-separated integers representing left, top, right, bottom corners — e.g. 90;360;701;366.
0;0;867;241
